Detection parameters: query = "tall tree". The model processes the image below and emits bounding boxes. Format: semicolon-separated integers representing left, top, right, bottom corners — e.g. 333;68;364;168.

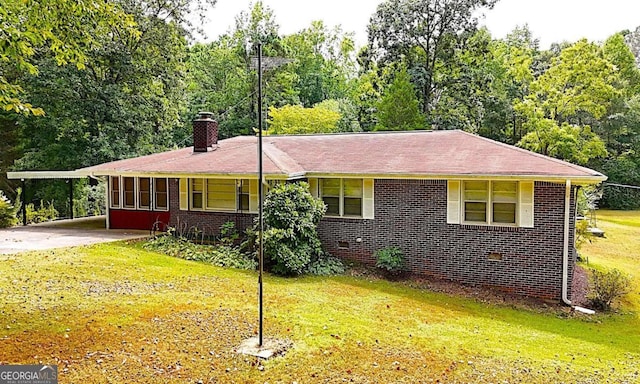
366;0;497;120
374;66;426;131
0;0;138;115
516;40;614;164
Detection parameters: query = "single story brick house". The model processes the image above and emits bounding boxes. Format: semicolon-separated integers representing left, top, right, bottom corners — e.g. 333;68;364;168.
78;113;605;302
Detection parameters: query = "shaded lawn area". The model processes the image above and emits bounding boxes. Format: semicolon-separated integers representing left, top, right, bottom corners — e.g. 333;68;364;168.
0;211;638;383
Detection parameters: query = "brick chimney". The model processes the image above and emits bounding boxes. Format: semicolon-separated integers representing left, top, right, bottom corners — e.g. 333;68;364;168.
193;111;218;152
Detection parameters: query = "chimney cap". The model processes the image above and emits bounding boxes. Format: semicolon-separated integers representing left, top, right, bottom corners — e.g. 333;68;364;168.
196;111;215;120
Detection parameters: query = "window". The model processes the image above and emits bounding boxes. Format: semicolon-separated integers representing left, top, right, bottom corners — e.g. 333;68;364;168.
343;179;363;216
123;177;135;208
191;179;203;210
320;178;363;217
110;176;120;208
155;178;168;210
462;180;517;225
492;181;517;224
238;180;250;211
463;181;488;222
187;178;254;212
321;179;341;215
138;178;151;209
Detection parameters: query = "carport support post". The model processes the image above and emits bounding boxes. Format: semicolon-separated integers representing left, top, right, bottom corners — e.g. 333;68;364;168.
68;178;74;219
21;179;26;226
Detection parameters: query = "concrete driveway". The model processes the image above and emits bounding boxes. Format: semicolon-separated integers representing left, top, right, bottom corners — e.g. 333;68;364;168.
0;216;149;254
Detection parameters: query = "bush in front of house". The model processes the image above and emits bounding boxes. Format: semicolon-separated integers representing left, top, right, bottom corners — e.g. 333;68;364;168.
375;246;406;274
261;181;327;276
588;268;632;311
305;254;345;276
0;190;19;228
143;234;257;270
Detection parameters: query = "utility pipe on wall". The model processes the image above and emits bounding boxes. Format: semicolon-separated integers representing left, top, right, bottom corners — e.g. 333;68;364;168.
562;179;572;305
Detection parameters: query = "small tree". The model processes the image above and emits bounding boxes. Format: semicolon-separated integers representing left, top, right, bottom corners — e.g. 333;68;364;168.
261;182;326;275
374;67;426;131
0;190;19;228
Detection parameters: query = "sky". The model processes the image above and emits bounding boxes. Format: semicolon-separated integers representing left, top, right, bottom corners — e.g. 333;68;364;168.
199;0;640;49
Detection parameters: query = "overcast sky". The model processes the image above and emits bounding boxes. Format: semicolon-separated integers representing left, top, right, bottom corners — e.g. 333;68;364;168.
199;0;640;49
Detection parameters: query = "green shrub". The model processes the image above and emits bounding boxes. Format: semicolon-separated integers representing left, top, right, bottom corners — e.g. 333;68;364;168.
143;235;256;270
0;190;19;228
261;182;326;276
25;200;58;224
375;246;405;273
588;268;632;311
218;221;239;245
305;254;345;276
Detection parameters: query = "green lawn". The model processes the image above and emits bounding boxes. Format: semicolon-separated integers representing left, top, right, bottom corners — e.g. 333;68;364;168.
0;212;639;383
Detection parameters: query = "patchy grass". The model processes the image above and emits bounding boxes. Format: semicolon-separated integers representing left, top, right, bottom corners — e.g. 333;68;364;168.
1;211;639;383
579;209;640;311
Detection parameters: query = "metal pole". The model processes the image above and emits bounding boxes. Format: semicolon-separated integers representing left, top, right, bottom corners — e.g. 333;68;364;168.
21;179;26;226
257;42;264;347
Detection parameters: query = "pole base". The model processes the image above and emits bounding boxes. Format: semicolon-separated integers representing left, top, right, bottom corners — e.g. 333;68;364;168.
236;337;292;360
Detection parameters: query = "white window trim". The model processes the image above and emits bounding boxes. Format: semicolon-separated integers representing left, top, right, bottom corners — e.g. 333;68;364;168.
461;180;518;227
153;178;169;212
137;177;152;210
122;176;137;210
189;178;257;213
320;178;364;219
109;176;121;209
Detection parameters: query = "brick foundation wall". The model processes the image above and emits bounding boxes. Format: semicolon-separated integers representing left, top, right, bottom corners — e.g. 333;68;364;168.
317;180;577;301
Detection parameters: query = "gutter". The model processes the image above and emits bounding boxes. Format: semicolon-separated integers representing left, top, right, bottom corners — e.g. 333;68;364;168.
562;179;572;306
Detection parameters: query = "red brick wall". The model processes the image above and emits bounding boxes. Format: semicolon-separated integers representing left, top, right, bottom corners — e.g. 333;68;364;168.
165;178;576;300
317;180;577;301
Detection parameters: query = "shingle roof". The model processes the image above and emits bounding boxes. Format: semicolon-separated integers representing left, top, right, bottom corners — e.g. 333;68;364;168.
81;130;606;183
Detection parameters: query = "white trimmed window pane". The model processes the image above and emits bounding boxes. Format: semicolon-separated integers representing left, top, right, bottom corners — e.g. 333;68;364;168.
192;179;203;209
139;178;150;208
111;177;120;207
123;177;135;208
207;179;236;210
464;181;488;201
493;181;517;203
321;179;340;197
493;203;516;223
323;196;340;215
344;179;363;198
344;197;362;216
465;202;486;222
155;179;168;209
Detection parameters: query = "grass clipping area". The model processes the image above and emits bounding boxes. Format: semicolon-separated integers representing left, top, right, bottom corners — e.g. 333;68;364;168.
0;212;637;383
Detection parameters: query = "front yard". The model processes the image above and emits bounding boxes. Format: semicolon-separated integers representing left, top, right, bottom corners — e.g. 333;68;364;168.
0;210;638;383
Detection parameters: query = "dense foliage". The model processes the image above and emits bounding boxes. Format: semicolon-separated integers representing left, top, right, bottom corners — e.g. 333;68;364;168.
3;0;640;209
261;182;327;276
375;246;406;274
0;190;18;228
143;235;257;270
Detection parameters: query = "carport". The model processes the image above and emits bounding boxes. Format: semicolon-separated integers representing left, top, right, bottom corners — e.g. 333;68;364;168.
7;170;90;226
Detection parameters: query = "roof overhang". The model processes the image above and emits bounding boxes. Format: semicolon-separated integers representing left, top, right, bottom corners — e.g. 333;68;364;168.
7;171;89;180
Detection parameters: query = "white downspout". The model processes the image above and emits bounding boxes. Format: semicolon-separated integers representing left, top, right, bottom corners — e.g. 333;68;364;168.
562;179;572;305
104;176;110;230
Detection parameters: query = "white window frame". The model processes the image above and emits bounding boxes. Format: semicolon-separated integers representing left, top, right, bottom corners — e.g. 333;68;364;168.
122;176;136;209
188;178;256;213
462;180;518;226
153;178;169;212
137;177;152;210
319;178;364;218
109;176;121;209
